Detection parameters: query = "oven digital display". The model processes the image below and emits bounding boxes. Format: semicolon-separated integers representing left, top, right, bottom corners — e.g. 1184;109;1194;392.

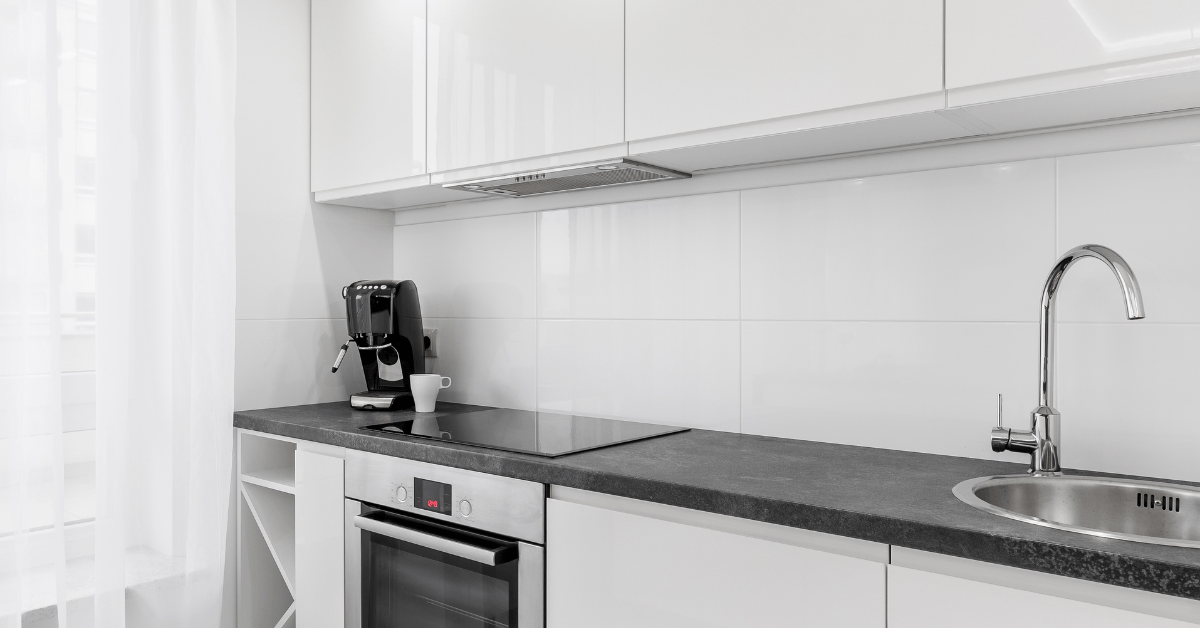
413;478;453;515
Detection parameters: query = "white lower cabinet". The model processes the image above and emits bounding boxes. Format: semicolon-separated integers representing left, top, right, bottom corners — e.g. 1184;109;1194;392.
295;449;346;628
888;557;1200;628
546;491;886;628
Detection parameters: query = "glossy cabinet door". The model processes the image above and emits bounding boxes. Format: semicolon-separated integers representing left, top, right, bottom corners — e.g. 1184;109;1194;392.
546;497;886;628
311;0;426;192
625;0;944;141
296;450;345;628
426;0;624;172
889;566;1194;628
947;0;1200;91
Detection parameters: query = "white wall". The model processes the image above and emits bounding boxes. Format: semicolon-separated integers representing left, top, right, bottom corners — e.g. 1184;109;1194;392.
235;0;393;412
395;138;1200;484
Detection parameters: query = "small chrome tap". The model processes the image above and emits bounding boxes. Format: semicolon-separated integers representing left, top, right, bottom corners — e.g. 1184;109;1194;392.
991;244;1144;475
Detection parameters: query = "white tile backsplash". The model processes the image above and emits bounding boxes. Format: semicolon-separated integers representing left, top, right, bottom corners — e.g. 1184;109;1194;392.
424;317;537;411
234;318;365;411
1057;323;1200;483
741;321;1037;459
1056;143;1200;324
395;212;537;318
391;139;1200;484
537;319;741;432
741;161;1056;322
537;193;740;319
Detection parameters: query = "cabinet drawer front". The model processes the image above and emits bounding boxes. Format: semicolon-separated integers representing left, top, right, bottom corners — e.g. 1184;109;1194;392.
547;498;884;628
888;566;1195;628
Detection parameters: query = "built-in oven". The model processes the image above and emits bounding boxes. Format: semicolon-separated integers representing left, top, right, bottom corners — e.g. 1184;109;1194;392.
344;450;545;628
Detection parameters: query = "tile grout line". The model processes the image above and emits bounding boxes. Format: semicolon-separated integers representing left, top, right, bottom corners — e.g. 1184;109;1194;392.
737;190;743;435
410;317;1200;326
236;317;353;322
424;0;429;175
1054;157;1060;406
533;211;540;413
1054;157;1060;255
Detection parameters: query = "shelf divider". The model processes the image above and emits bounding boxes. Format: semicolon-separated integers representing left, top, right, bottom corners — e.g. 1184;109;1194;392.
241;466;296;494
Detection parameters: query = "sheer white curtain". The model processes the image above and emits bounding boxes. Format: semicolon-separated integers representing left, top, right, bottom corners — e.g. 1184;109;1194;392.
1;0;236;626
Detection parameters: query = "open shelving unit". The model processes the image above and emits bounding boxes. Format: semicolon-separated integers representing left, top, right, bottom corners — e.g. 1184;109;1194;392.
238;430;298;628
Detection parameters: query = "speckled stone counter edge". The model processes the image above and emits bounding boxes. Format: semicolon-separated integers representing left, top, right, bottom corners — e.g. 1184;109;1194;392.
234;410;1200;601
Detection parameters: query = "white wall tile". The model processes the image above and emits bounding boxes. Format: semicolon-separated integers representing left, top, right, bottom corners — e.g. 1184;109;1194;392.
1057;143;1200;324
424;317;537;411
741;161;1056;322
394;213;537;318
1057;323;1200;483
537;193;740;319
234;319;365;411
537;320;740;432
741;321;1038;460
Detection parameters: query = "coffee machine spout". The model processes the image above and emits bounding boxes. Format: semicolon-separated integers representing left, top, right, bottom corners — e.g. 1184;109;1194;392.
332;337;351;373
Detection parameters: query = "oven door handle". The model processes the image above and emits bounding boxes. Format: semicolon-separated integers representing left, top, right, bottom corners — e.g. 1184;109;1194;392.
353;513;513;566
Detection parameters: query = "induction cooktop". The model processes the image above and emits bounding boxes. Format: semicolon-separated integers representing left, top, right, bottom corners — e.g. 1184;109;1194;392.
360;408;688;457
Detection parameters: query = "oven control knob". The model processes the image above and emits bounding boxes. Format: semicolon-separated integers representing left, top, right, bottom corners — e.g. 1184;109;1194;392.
459;499;473;517
394;486;408;503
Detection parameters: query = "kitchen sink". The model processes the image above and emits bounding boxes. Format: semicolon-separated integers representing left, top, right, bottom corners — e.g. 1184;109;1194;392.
954;475;1200;548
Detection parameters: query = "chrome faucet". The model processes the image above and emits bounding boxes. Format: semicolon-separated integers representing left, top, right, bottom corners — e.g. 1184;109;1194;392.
991;244;1145;475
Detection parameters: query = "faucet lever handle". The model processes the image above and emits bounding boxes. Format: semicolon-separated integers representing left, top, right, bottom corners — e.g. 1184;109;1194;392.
991;393;1011;453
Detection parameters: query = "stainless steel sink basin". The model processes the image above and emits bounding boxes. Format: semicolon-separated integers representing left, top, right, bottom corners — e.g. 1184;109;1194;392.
954;475;1200;548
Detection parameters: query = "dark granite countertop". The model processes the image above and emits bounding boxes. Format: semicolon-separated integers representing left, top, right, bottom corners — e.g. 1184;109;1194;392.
235;401;1200;601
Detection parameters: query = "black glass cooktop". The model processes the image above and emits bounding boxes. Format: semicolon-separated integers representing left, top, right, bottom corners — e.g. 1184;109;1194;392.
360;408;689;457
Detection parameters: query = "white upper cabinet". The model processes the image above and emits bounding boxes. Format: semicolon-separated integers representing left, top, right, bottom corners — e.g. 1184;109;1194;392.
311;0;426;192
625;0;945;142
310;0;1200;211
426;0;625;174
948;0;1200;91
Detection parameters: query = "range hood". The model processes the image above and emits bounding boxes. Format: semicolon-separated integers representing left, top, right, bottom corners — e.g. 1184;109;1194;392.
443;159;690;198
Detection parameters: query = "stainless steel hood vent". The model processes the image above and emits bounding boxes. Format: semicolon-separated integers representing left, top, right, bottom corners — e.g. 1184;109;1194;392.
443;159;690;198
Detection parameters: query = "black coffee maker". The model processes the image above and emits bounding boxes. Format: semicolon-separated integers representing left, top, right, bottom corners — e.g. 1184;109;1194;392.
332;279;426;410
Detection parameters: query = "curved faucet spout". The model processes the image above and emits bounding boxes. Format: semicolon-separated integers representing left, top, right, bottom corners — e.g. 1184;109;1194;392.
1038;245;1145;410
991;244;1144;475
1042;245;1145;323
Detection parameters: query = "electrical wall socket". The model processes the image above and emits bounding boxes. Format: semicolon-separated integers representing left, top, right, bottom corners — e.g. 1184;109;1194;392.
423;328;438;358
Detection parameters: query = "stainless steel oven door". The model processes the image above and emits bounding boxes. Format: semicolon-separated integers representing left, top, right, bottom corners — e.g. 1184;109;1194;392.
346;499;544;628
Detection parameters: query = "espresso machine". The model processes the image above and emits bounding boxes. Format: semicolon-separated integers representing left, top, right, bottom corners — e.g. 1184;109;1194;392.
332;280;426;410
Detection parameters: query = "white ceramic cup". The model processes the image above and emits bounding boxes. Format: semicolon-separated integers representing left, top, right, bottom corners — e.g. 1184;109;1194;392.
410;374;452;412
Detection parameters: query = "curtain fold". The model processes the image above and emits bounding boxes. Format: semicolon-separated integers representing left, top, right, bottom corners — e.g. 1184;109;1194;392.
2;0;236;625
